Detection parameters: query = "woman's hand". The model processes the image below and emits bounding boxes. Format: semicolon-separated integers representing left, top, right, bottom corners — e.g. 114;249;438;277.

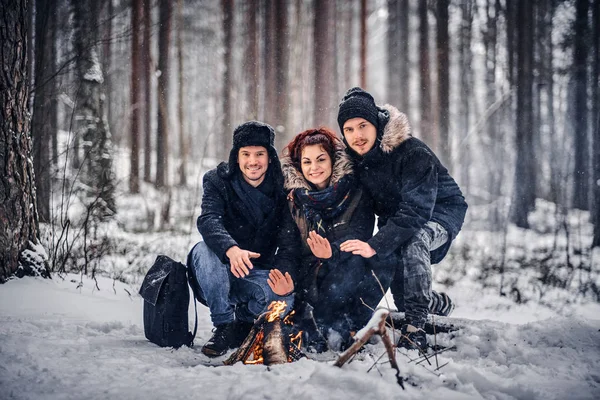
307;230;332;259
268;269;294;296
340;239;376;258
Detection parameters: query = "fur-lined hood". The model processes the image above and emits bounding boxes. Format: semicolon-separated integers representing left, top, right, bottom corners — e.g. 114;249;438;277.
379;104;412;153
281;142;354;191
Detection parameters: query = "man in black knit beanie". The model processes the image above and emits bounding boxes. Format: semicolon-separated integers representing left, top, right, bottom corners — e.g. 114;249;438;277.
337;87;468;352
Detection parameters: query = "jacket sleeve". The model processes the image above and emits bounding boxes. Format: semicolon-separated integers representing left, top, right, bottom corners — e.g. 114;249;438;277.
197;173;238;263
328;188;375;263
367;148;438;258
273;202;302;282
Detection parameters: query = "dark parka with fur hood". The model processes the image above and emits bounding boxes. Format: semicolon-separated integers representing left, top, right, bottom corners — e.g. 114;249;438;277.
344;104;468;264
197;124;301;280
281;143;375;302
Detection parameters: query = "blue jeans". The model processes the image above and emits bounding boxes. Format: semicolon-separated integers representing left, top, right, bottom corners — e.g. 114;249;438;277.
390;221;449;328
189;242;294;326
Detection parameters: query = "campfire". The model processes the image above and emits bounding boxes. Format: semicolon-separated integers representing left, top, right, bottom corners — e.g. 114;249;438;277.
224;301;305;366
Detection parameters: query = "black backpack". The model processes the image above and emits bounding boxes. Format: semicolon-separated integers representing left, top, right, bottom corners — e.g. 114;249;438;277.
139;255;199;348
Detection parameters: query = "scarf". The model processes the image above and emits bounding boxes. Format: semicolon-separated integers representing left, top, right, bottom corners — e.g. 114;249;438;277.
231;170;276;227
293;175;355;236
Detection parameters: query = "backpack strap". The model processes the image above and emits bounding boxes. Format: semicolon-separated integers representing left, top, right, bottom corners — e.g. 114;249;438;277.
191;293;198;347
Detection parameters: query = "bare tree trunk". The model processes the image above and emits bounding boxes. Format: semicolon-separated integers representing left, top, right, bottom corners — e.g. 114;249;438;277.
511;0;535;228
506;0;516;86
32;0;57;222
1;0;48;282
483;0;501;227
244;0;259;121
458;0;474;194
103;0;113;141
130;0;142;193
387;0;408;111
340;0;353;91
418;0;433;147
220;0;233;161
313;0;336;127
177;0;186;186
274;0;289;147
572;0;590;210
359;0;367;89
155;0;172;189
73;0;116;216
142;0;152;183
436;0;450;166
263;0;276;125
593;0;600;245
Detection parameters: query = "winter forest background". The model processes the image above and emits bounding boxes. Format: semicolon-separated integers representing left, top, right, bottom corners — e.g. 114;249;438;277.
1;0;600;398
2;0;600;346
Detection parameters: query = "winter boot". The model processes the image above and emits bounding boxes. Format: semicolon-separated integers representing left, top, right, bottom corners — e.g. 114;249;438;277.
202;322;237;357
397;324;427;352
429;291;455;317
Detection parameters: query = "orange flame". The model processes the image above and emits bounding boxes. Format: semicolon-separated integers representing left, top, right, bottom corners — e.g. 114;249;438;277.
266;301;287;323
241;301;304;365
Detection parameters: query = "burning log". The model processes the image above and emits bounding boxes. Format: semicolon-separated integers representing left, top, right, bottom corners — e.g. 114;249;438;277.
224;301;305;366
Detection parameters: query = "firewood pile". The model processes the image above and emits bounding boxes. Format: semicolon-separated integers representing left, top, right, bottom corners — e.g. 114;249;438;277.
224;301;305;366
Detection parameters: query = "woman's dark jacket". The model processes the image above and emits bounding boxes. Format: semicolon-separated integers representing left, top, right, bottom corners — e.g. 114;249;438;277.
345;104;468;264
281;144;374;301
197;162;301;280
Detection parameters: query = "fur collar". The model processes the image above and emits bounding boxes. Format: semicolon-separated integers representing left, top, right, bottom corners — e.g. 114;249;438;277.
281;144;354;191
379;104;412;153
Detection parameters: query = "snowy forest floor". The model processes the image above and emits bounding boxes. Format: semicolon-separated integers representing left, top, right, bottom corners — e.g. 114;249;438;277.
2;145;600;399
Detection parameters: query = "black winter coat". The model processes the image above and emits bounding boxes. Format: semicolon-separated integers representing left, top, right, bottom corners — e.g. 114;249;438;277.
346;105;468;264
281;145;375;302
197;163;301;279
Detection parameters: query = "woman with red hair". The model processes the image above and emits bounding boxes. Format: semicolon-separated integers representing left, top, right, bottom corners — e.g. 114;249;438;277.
281;127;391;351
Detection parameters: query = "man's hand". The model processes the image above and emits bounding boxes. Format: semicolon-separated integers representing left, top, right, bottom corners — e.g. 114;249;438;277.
226;246;260;278
340;239;376;258
306;230;332;259
267;269;294;296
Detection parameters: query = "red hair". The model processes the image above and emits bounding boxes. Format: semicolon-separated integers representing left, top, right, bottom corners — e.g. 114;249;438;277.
285;127;340;168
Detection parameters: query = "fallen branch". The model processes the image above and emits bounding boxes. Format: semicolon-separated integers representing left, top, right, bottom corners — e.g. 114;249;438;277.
335;309;404;389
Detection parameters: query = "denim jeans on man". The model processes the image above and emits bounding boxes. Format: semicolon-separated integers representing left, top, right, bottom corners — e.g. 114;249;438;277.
190;242;294;325
390;221;449;328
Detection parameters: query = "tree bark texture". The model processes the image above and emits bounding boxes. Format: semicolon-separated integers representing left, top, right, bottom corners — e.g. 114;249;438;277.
71;0;116;215
177;0;186;186
359;0;367;89
130;0;142;193
313;0;336;128
0;0;42;282
511;0;535;228
32;0;57;222
458;0;474;194
156;0;172;188
387;0;409;112
572;0;590;210
244;0;259;121
592;0;600;239
418;0;433;147
436;0;450;167
142;0;152;183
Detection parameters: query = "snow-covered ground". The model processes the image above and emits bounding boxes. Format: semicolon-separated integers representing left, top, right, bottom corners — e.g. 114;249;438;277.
1;272;599;400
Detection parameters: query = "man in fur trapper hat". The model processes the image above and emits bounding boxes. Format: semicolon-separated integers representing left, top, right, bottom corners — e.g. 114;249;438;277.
336;87;468;352
188;121;301;357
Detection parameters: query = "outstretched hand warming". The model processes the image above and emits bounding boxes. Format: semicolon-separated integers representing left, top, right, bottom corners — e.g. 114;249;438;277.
307;230;332;259
267;269;294;296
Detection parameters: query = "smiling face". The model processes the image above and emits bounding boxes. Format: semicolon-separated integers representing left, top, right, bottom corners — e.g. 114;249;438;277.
342;117;377;156
300;144;333;190
238;146;269;187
